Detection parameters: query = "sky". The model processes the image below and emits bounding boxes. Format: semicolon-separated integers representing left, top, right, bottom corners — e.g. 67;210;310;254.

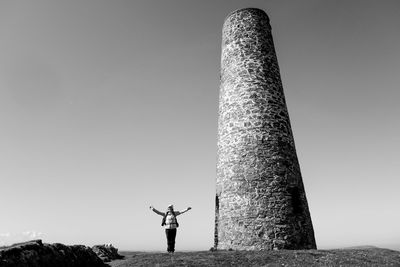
0;0;399;251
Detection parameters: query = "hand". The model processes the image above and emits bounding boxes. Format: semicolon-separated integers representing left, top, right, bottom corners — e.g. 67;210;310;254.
187;207;192;210
149;206;153;210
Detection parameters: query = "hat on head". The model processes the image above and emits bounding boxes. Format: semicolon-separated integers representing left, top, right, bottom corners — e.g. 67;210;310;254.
167;204;174;209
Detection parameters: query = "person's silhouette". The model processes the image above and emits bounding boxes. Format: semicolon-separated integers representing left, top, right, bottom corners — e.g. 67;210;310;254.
150;204;191;253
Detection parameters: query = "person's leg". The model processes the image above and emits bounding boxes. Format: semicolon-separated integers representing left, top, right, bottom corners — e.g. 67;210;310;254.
165;229;170;252
170;229;177;252
165;229;174;252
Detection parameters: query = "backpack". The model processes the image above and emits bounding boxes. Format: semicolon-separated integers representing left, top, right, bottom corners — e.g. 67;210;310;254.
161;211;179;227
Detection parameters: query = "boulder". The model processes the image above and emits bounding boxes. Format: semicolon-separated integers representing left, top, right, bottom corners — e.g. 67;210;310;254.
0;239;106;267
92;244;124;262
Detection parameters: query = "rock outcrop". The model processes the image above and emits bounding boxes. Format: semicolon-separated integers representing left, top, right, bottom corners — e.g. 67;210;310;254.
92;244;124;262
0;239;106;267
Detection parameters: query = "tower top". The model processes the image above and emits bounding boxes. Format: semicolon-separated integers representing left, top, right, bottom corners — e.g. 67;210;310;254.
223;7;270;23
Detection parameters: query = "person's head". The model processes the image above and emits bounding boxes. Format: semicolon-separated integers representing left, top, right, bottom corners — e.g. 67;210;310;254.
167;204;174;212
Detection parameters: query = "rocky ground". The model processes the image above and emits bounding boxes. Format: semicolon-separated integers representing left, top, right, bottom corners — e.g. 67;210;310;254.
108;248;400;267
2;241;399;266
92;244;124;262
0;240;123;267
0;239;106;267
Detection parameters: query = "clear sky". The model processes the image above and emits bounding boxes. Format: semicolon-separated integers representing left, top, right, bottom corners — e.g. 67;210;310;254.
0;0;399;251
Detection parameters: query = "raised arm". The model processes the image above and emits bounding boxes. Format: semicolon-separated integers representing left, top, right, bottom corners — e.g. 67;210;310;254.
149;206;165;216
176;207;192;216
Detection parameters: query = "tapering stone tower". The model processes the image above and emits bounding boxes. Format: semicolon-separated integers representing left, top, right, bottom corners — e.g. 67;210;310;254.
215;8;316;250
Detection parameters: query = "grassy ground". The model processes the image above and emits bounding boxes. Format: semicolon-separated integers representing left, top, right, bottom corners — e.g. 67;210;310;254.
108;248;400;266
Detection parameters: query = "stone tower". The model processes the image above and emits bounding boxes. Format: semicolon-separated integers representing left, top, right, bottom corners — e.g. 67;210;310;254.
215;8;316;250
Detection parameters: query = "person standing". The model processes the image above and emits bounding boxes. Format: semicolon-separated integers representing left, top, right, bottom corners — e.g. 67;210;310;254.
149;204;191;253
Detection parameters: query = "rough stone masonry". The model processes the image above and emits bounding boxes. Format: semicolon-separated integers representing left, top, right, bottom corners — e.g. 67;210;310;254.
215;8;317;250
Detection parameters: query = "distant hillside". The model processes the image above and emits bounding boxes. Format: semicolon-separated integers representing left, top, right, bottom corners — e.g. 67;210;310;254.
380;244;400;252
109;248;400;267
